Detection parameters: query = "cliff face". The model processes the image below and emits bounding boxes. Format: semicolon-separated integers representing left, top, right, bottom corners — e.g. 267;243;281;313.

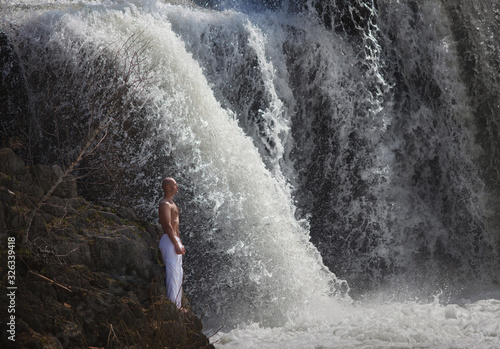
0;148;213;348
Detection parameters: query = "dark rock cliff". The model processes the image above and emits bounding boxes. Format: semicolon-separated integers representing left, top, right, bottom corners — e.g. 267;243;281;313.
0;148;214;349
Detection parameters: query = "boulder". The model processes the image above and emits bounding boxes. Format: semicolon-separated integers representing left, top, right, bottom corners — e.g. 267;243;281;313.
33;163;77;198
0;147;26;177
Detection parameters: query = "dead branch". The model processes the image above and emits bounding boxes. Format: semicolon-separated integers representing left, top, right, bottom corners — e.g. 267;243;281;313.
21;29;153;245
28;270;73;293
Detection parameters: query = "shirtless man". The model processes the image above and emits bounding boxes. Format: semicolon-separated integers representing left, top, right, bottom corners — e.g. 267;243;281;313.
158;177;186;311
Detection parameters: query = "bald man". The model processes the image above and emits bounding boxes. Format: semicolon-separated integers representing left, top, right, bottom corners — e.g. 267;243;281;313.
158;177;186;311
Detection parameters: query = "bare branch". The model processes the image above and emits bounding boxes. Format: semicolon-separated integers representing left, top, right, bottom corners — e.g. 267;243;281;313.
28;270;73;293
21;30;154;245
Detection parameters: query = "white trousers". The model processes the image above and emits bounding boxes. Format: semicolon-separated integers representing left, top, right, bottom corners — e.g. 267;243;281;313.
159;234;183;308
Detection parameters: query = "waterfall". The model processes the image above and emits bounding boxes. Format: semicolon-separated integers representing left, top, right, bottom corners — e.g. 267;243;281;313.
2;0;349;329
161;0;499;295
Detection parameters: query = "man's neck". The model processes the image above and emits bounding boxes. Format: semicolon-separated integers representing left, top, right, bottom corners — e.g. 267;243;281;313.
163;194;174;202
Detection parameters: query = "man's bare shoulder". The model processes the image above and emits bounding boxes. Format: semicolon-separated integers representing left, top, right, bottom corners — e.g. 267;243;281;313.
159;199;178;212
159;199;174;206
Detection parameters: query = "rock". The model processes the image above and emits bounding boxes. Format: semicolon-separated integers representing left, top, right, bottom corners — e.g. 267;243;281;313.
102;200;139;221
0;201;5;234
18;330;64;349
41;335;64;349
32;163;77;199
0;147;26;176
32;164;54;193
0;184;16;206
0;148;214;349
4;204;25;230
67;197;86;209
98;210;125;225
53;174;77;199
31;213;48;236
40;196;64;216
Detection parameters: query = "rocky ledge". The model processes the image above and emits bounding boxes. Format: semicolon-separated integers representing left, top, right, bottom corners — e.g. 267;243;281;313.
0;148;214;349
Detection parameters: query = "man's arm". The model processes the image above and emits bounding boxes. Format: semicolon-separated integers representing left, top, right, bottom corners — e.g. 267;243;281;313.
159;202;185;255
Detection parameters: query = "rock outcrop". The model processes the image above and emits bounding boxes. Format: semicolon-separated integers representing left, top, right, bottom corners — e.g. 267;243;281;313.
0;148;213;348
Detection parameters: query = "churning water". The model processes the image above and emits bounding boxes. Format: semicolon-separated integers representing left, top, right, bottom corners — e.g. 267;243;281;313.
2;0;499;347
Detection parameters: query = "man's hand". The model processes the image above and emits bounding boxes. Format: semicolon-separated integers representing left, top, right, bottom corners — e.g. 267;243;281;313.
175;242;186;255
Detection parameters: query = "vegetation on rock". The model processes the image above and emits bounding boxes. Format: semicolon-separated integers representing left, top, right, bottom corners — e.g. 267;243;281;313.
0;148;214;348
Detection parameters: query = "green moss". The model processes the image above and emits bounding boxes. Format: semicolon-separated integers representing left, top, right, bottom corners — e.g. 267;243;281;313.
129;219;148;231
86;211;121;228
47;217;71;231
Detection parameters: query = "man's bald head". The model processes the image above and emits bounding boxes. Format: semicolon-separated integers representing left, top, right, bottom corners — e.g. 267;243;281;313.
162;177;178;194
